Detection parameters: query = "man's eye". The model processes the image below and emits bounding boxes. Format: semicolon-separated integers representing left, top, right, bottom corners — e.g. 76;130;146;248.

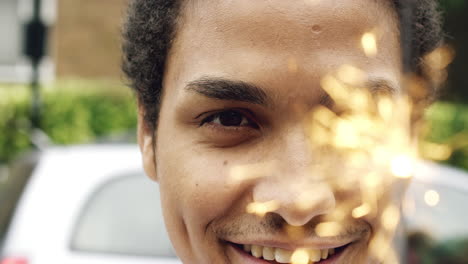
200;110;257;128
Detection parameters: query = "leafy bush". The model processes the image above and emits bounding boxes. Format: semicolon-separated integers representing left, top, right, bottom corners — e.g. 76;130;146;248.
40;80;137;144
424;102;468;170
0;85;33;165
0;80;137;164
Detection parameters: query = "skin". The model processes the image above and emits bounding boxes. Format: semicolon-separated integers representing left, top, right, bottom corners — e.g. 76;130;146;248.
138;0;403;263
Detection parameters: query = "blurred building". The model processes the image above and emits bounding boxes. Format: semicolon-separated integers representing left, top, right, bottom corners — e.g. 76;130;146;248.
0;0;128;83
55;0;128;80
0;0;55;83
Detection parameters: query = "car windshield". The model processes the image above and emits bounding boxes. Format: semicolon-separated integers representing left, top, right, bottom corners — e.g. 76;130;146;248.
70;173;176;257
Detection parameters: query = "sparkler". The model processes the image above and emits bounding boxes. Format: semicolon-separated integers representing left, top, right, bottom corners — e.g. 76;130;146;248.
424;190;440;207
228;3;456;263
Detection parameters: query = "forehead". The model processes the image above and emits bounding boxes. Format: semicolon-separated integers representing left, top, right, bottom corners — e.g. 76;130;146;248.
165;0;401;100
180;0;397;47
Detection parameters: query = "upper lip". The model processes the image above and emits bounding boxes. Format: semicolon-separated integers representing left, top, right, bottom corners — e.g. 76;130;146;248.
220;221;371;251
226;238;356;251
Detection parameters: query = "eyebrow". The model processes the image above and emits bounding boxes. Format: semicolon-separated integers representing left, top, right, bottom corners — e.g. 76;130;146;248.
185;76;268;105
185;76;399;107
365;78;399;96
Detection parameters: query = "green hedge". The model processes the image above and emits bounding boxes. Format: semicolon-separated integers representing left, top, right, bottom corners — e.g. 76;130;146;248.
424;102;468;171
0;85;34;164
1;80;468;171
0;80;137;164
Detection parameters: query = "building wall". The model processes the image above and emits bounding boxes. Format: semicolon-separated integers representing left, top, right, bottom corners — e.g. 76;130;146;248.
55;0;128;79
0;0;55;83
0;0;21;65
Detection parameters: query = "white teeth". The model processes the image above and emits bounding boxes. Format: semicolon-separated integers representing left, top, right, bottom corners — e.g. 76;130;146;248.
275;248;293;263
308;248;321;262
243;244;338;263
263;247;275;261
251;245;263;258
321;249;328;260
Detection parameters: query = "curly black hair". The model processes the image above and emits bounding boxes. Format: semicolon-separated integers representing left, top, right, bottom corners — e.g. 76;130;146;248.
122;0;443;131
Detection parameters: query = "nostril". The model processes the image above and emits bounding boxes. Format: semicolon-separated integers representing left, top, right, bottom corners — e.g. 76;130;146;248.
271;191;336;227
252;177;336;227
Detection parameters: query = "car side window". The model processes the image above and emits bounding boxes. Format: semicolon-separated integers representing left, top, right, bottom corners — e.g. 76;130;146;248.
404;167;468;263
70;173;176;258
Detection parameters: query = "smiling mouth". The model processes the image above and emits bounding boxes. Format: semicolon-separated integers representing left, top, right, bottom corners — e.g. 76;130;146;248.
230;242;350;263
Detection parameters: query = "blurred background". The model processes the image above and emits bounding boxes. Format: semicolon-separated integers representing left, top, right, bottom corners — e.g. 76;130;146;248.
0;0;135;167
0;0;467;263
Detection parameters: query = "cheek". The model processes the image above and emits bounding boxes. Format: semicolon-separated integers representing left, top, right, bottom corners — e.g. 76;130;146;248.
157;143;246;231
362;178;409;236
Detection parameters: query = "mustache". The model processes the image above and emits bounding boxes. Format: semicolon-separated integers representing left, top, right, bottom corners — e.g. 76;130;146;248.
212;212;371;241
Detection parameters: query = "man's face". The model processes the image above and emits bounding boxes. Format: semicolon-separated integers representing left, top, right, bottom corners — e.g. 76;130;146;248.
140;0;403;263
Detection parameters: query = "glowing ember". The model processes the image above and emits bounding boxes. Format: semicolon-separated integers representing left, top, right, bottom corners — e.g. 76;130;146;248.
285;225;306;240
315;222;343;237
246;200;279;217
424;45;455;71
337;64;366;85
291;249;310;264
229;162;274;183
390;154;414;178
230;46;454;262
361;32;377;57
352;203;371;218
381;205;400;230
420;142;452;161
424;189;440;207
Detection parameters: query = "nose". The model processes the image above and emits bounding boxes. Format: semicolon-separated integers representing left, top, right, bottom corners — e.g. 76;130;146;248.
253;179;336;226
252;125;336;226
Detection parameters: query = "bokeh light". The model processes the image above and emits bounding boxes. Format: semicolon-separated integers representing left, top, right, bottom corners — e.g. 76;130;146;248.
315;222;343;237
291;248;309;264
424;189;440;207
390;155;415;179
361;32;377;57
246;200;279;217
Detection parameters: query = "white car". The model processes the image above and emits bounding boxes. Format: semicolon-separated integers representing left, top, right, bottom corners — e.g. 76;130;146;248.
0;144;181;264
1;144;467;263
404;161;468;241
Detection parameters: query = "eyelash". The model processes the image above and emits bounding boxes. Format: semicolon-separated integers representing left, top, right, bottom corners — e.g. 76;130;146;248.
199;109;259;129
